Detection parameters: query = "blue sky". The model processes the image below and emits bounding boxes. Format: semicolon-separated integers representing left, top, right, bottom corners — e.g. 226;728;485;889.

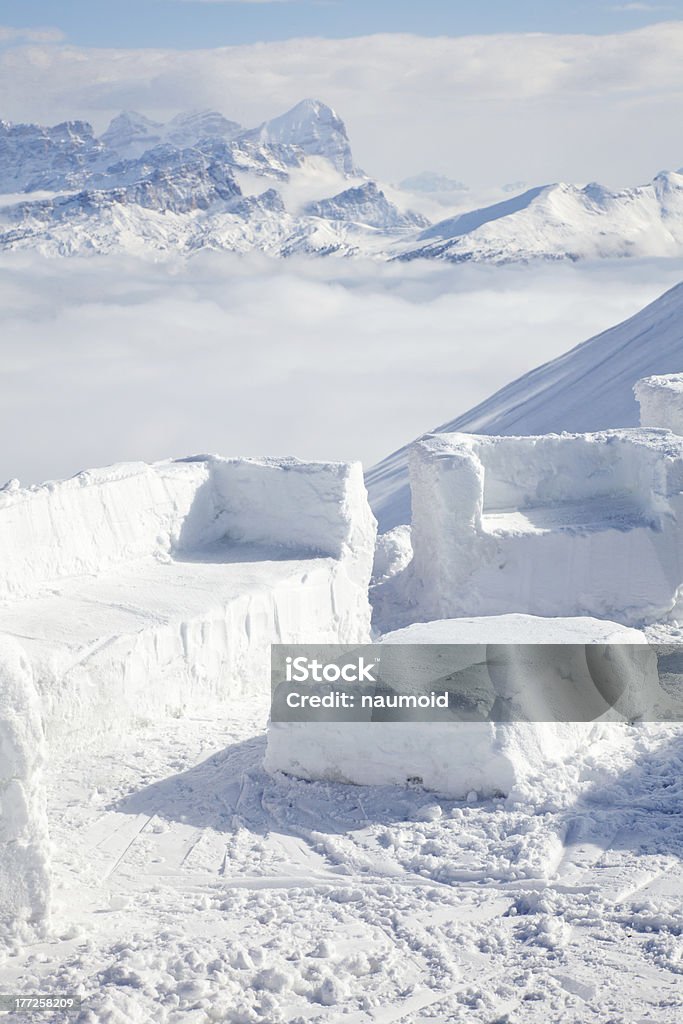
1;0;681;49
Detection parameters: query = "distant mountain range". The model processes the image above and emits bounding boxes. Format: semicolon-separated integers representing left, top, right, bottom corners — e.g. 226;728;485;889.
2;99;683;262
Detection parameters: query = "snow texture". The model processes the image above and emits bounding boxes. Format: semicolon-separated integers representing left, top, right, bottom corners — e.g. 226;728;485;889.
394;429;683;628
266;615;653;799
0;454;375;933
0;636;50;940
635;373;683;436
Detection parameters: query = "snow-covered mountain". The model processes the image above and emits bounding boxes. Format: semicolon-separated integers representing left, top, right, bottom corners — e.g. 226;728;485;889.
240;98;356;176
398;174;683;263
367;281;683;530
4;100;683;262
0;119;105;191
0;100;430;256
100;110;244;160
305;181;428;233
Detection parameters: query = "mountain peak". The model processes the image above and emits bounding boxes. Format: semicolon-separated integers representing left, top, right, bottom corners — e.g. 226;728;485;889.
165;110;241;146
305;181;429;233
242;98;356;175
100;111;164;157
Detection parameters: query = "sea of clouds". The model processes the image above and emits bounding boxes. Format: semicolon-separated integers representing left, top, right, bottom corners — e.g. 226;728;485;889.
2;251;683;488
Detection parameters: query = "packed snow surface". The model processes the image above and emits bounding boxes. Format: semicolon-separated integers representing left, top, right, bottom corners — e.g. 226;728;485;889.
5;697;683;1022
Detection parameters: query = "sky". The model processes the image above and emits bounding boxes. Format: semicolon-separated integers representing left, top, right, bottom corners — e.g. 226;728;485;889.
1;1;682;48
1;3;683;186
1;20;683;186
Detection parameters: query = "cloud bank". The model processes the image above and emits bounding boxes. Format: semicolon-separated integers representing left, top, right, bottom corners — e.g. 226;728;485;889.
0;25;682;182
2;253;682;488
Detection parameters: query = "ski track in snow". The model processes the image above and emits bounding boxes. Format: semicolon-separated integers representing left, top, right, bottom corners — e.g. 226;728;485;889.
1;703;683;1023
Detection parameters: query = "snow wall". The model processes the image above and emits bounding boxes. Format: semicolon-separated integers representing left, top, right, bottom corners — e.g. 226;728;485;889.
266;615;656;799
401;429;683;628
0;637;50;940
635;374;683;436
0;455;376;935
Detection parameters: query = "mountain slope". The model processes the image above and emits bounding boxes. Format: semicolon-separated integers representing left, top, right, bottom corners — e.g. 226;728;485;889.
0;119;104;191
366;282;683;530
398;174;683;263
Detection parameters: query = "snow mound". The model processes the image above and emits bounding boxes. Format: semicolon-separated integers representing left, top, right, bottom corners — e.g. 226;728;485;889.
0;454;375;739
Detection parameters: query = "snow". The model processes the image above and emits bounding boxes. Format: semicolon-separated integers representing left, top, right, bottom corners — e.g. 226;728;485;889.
242;99;356;176
1;688;682;1022
9;103;683;267
399;172;683;263
367;280;683;531
1;448;683;1020
382;429;683;629
266;614;655;800
0;454;375;934
304;182;427;233
371;524;412;585
383;613;648;645
635;373;683;436
0;637;50;941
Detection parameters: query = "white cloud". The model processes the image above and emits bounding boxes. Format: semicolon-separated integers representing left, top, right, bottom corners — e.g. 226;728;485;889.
0;25;65;44
0;25;682;184
610;4;673;11
1;252;681;487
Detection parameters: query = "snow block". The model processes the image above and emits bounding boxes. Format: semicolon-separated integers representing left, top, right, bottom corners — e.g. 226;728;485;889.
0;637;50;937
635;374;683;436
0;456;376;741
0;455;375;936
405;430;683;626
266;615;655;798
